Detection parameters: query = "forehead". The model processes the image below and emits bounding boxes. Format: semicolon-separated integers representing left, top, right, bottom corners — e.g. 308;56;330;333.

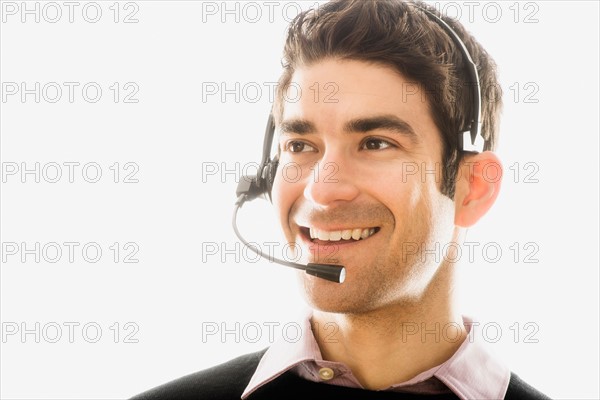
280;58;439;143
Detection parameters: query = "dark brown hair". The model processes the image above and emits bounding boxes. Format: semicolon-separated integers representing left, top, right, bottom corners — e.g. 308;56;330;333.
274;0;502;199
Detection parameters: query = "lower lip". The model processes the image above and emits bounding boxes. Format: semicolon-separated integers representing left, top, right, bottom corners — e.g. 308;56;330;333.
298;231;378;257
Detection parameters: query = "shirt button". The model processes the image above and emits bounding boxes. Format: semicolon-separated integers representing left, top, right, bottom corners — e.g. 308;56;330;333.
318;367;335;380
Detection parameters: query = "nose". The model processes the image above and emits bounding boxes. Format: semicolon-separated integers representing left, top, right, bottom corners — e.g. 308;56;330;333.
303;150;360;207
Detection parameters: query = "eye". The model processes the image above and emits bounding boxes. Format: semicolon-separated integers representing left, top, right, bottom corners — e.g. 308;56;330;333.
284;140;317;153
361;138;395;150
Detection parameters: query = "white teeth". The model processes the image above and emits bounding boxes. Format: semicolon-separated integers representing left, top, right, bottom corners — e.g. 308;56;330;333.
318;230;329;241
307;226;377;242
329;231;342;241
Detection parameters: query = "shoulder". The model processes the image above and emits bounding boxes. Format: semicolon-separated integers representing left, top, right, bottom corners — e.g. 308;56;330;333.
505;372;552;400
129;348;268;400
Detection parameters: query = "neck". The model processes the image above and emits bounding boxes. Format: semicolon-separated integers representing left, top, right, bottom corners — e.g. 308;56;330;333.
310;262;467;390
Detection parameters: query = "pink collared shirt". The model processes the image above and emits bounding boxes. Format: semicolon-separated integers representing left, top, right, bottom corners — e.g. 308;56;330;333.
242;311;510;399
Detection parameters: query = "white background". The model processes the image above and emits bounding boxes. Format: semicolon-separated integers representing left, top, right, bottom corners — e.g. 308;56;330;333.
1;1;598;399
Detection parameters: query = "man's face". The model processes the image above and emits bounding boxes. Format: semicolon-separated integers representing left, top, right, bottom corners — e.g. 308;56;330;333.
272;59;457;313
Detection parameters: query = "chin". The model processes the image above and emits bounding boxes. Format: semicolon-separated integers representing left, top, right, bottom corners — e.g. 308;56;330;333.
297;272;391;315
298;265;434;316
297;272;350;312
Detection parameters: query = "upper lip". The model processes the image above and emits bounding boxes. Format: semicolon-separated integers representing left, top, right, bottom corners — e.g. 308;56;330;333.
293;219;378;232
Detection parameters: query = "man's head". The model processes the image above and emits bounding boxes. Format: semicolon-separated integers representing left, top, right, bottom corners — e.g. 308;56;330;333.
270;0;503;313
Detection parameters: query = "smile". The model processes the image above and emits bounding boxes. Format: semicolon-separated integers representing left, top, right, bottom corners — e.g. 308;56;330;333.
301;226;380;242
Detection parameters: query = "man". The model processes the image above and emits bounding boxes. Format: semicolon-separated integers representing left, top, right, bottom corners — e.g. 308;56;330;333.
132;0;550;398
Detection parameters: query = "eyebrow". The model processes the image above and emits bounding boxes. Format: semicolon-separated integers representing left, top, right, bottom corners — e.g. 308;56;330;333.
279;115;419;144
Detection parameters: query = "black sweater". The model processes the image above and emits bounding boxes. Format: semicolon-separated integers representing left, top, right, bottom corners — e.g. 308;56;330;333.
131;349;551;399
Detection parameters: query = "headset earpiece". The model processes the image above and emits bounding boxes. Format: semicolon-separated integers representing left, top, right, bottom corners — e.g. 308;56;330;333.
262;155;279;200
236;114;278;201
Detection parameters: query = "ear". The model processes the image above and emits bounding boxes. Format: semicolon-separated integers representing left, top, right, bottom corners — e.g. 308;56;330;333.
454;151;502;227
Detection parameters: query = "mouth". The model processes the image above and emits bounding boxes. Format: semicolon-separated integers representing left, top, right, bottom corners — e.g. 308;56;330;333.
299;226;381;245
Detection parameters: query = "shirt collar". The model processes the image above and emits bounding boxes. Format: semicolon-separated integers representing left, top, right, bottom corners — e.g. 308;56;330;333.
242;309;319;398
433;318;510;399
242;311;510;399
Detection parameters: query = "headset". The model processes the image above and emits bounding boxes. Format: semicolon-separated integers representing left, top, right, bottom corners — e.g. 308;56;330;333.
233;2;485;284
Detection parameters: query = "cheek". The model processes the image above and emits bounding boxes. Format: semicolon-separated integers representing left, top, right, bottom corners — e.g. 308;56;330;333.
271;172;298;233
370;169;420;210
271;175;284;220
377;173;435;231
